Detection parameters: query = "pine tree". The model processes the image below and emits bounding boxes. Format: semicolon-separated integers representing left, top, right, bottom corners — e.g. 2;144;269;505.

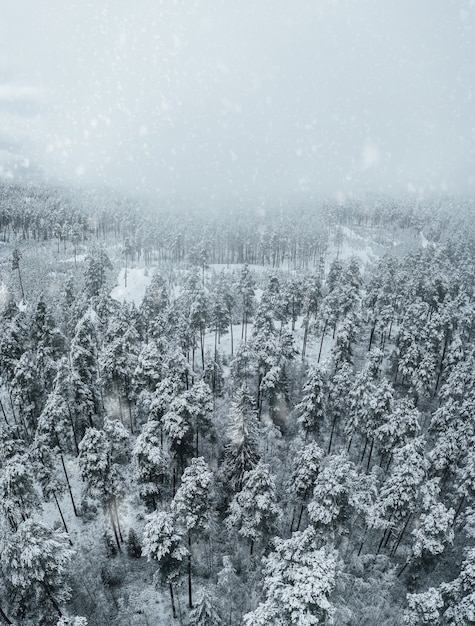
0;445;41;531
289;442;324;532
142;511;188;619
189;588;222;626
84;245;113;299
221;385;260;494
238;264;255;342
172;457;213;608
226;461;280;556
243;527;338;626
78;419;130;550
70;309;102;429
404;588;444;625
441;547;475;625
1;519;74;623
140;271;169;335
296;365;327;440
132;420;170;510
307;453;360;533
101;303;140;432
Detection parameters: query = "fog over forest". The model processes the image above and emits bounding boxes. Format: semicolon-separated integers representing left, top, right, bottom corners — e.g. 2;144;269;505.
1;4;475;626
1;0;475;204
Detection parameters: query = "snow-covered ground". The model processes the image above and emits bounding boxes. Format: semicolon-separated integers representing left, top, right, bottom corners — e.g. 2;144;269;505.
110;267;153;304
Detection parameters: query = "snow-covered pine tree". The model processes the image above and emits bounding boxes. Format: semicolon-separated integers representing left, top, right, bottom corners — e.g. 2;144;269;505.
226;461;280;556
172;457;213;608
295;364;327;440
142;510;188;619
189;587;222;626
221;385;260;494
78;419;130;550
132;419;170;510
1;519;75;624
243;527;338;626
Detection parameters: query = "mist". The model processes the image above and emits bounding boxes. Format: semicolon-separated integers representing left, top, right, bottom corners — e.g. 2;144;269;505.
1;0;474;205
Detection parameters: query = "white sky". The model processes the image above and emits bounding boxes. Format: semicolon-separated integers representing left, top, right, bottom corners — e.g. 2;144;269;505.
0;0;474;204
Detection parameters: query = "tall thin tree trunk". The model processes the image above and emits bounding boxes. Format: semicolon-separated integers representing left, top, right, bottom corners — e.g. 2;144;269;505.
200;328;205;370
453;494;465;527
328;414;338;454
368;320;377;351
318;320;328;363
169;583;177;619
360;437;368;464
41;582;63;617
60;454;78;517
390;513;411;557
366;438;375;472
0;398;10;425
295;503;305;532
52;491;72;544
302;316;310;360
0;605;13;625
67;404;79;455
188;533;193;609
109;506;122;551
113;498;123;542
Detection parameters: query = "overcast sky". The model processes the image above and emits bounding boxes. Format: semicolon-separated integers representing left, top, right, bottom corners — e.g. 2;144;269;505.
0;0;474;205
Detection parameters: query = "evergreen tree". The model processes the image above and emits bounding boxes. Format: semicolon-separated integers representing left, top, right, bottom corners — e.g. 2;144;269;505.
78;419;130;550
132;420;170;510
221;385;260;493
189;588;222;626
296;364;327;440
142;511;187;619
84;245;113;299
226;461;280;556
172;457;213;608
243;528;338;626
289;442;324;532
1;519;74;624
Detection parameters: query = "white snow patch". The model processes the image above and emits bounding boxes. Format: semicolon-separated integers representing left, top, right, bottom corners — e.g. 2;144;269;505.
420;231;429;248
0;283;9;311
59;254;86;263
111;267;153;305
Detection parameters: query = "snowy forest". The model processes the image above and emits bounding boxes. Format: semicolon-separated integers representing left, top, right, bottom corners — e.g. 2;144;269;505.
0;183;473;625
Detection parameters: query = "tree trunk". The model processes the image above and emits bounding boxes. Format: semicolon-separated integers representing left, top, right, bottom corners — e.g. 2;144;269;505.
112;498;123;542
60;454;78;517
360;437;368;464
52;491;72;544
41;582;62;617
67;403;79;455
188;533;193;609
109;506;122;552
453;494;465;527
295;503;305;532
366;438;375;472
0;397;10;425
368;319;377;351
317;320;328;363
200;328;205;370
169;583;177;619
328;414;338;454
0;606;13;625
390;513;412;557
302;316;309;360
